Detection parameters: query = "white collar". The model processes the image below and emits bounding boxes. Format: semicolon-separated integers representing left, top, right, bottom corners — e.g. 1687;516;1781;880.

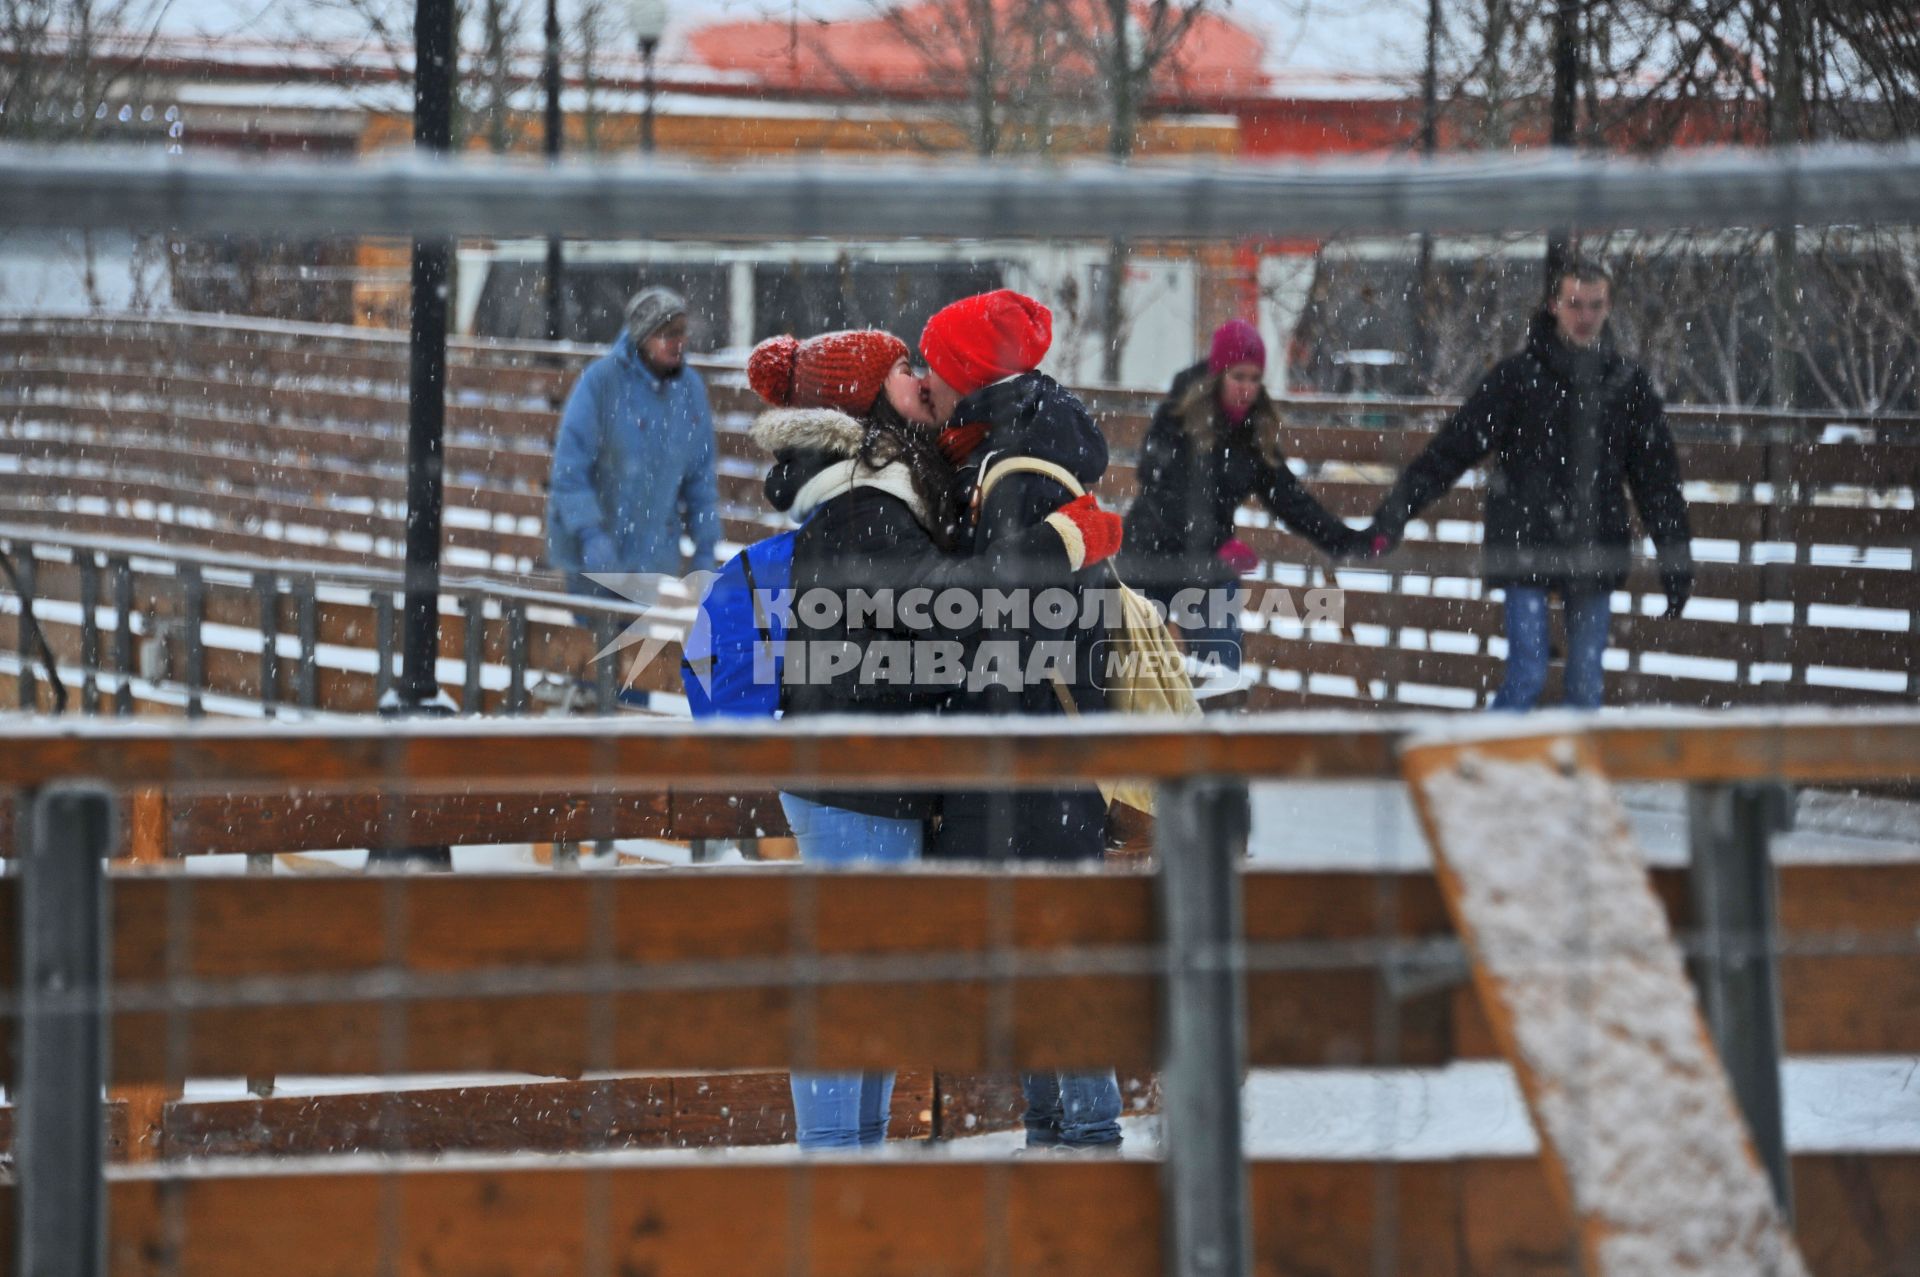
790;459;931;529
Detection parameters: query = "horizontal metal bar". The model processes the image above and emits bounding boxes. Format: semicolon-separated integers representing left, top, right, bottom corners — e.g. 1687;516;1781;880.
0;524;659;621
2;143;1917;239
0;707;1915;789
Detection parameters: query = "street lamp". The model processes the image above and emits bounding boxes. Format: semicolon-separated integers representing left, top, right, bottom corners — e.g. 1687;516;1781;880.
624;0;667;153
543;0;565;343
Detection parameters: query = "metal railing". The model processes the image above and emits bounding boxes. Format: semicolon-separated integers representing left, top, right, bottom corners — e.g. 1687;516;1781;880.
5;709;1920;1274
3;142;1920;238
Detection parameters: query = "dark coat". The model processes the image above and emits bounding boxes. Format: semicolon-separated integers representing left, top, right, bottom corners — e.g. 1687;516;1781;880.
1121;361;1357;595
755;405;1088;825
1373;314;1693;593
756;408;949;821
932;371;1113;863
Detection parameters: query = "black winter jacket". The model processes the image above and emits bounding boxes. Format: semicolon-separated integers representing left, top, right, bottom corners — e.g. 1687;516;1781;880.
1372;315;1694;593
1121;361;1357;595
754;405;1085;822
933;371;1112;864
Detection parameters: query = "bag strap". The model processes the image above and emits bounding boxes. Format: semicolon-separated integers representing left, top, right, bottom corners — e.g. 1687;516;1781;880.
976;455;1086;506
738;546;771;647
1048;675;1080;718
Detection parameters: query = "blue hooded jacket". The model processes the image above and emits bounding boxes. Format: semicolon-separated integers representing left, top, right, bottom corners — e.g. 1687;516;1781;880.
545;338;721;587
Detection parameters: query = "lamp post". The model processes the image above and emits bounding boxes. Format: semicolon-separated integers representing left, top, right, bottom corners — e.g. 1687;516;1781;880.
543;0;564;343
624;0;667;153
1545;0;1582;287
376;0;457;867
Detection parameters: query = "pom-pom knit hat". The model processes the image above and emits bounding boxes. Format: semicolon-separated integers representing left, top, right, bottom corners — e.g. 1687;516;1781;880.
747;329;910;414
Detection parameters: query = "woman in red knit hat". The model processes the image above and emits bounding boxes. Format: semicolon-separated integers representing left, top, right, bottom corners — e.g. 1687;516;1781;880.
743;327;1122;1153
1119;318;1361;674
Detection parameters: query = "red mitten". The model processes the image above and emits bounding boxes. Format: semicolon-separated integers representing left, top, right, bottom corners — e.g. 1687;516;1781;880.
1044;494;1124;570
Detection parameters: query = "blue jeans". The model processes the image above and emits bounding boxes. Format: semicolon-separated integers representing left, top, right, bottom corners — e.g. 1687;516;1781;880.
1022;1070;1124;1148
1491;587;1611;711
779;793;924;1150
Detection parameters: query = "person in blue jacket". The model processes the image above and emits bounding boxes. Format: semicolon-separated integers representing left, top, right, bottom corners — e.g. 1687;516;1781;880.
546;287;721;596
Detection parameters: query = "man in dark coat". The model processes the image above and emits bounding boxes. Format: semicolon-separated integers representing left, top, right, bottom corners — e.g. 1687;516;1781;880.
919;289;1114;864
918;288;1125;1152
1367;261;1694;710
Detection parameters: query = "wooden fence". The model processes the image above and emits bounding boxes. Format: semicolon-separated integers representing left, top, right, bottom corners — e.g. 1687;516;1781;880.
4;312;1915;717
2;713;1919;1273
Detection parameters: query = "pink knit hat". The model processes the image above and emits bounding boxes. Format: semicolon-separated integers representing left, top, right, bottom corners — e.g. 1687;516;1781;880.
1207;319;1266;375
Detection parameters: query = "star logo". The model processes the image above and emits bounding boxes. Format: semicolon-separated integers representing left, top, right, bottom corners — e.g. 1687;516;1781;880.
583;569;719;692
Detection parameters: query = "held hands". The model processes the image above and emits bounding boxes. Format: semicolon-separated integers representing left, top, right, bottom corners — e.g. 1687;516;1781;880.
1342;520;1397;562
1662;567;1694;620
1045;494;1124;571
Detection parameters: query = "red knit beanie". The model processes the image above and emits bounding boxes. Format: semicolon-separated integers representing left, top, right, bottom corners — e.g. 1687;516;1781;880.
919;289;1052;397
1208;319;1266;375
748;330;909;414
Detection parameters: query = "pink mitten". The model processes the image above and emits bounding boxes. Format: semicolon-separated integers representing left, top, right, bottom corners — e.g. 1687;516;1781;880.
1217;537;1260;577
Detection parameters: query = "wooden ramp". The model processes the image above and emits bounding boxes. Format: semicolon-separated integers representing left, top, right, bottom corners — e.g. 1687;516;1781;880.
1403;730;1808;1276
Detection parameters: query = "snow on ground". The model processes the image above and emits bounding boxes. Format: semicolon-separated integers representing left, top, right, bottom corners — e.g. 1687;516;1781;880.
170;1058;1920;1158
1250;780;1920;869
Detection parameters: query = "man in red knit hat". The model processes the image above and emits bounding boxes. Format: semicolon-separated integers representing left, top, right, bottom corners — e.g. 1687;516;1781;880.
917;288;1124;1153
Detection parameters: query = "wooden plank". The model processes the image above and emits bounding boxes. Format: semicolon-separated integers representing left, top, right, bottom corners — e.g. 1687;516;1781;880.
159;1071;932;1157
1401;730;1807;1275
81;1159;1164;1277
6;474;548;564
0;1153;1898;1275
0;859;1907;1081
88;871;1160;1079
5;712;1920;789
1;435;546;521
5;401;552;488
169;790;682;854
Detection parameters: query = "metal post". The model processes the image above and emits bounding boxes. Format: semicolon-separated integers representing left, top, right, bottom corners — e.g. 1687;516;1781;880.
398;0;455;711
593;612;617;714
504;598;528;714
180;562;206;720
1687;781;1795;1218
15;784;115;1277
375;588;396;704
110;556;133;717
461;591;485;713
1411;0;1441;388
1156;779;1251;1277
78;552;100;715
294;573;318;710
1545;0;1582;286
255;570;280;716
543;0;566;344
640;38;658;155
15;546;37;709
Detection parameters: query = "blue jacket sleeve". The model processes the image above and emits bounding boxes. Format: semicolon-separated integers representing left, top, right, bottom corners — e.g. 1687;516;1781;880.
549;369;608;540
679;390;722;567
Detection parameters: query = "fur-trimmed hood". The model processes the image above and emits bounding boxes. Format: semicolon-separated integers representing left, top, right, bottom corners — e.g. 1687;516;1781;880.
750;406;867;457
752;406;932;528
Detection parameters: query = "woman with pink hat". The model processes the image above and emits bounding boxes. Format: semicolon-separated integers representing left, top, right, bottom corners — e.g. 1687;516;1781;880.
1119;319;1361;671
